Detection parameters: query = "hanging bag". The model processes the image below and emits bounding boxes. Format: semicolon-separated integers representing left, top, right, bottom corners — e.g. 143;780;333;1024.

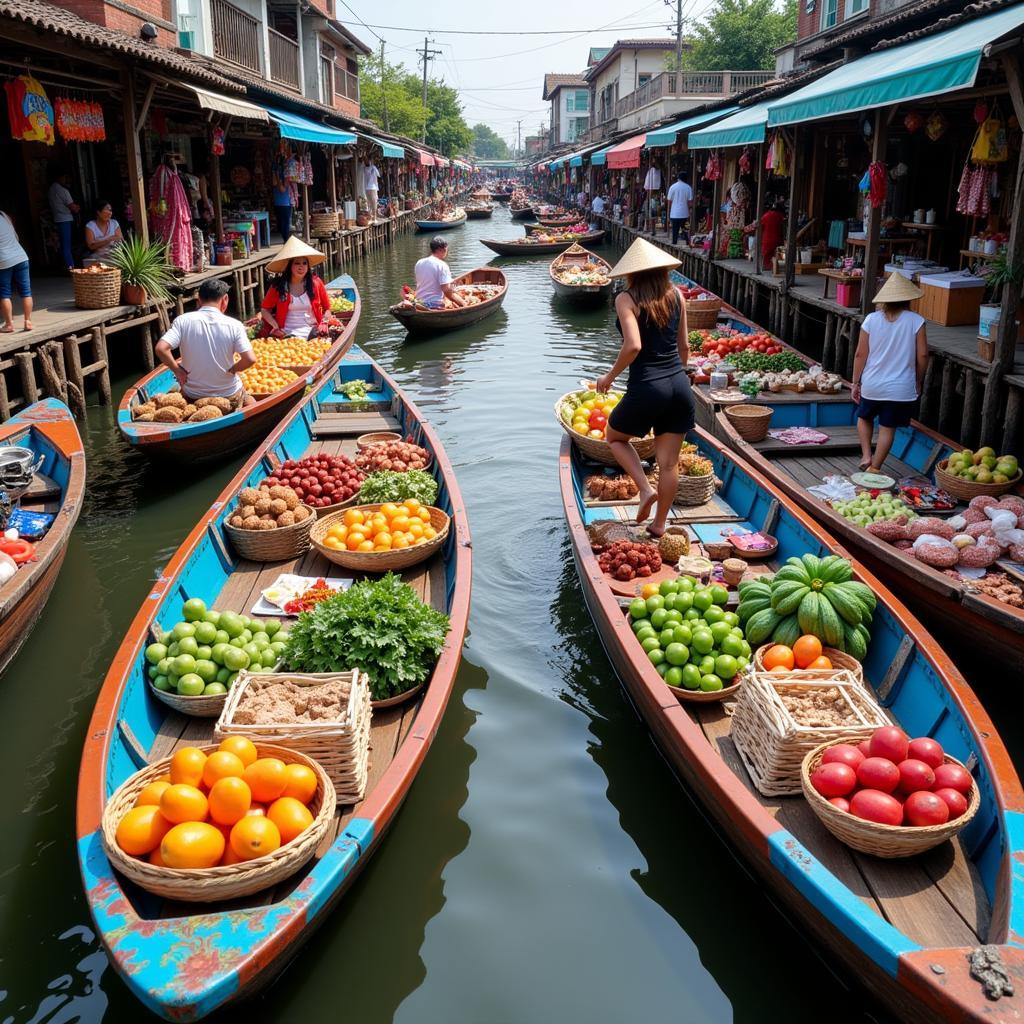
970;103;1008;164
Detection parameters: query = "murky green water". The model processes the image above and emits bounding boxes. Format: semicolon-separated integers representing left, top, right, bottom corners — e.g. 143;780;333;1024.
2;206;985;1023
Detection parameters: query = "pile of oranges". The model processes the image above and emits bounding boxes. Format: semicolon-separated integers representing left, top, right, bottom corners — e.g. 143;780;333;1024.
251;337;331;368
761;635;834;673
114;737;319;869
321;500;438;553
239;364;299;396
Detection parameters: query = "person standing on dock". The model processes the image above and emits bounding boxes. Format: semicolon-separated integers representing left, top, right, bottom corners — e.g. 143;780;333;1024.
0;210;32;333
363;157;381;222
667;172;693;246
413;237;465;310
48;170;79;271
155;279;256;408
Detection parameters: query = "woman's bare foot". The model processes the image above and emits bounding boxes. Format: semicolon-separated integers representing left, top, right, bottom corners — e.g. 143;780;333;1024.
858;458;871;471
0;325;13;334
22;321;32;332
646;522;667;539
635;488;657;524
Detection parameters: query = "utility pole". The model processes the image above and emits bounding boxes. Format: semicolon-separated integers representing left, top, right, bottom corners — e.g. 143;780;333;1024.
418;36;442;143
379;39;390;132
516;120;522;160
665;0;683;71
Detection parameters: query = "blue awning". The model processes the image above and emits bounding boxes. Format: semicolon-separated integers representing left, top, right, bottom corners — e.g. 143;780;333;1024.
263;105;356;146
354;129;403;158
767;5;1024;128
687;100;770;150
645;106;740;148
590;144;615;166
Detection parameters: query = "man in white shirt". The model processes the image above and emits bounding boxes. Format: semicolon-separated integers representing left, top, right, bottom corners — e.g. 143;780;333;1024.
363;159;381;221
413;237;465;310
667;172;694;245
591;194;607;215
155;279;257;406
48;171;79;271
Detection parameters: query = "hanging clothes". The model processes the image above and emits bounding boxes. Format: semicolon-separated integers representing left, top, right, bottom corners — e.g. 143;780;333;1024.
149;163;193;271
868;161;888;209
643;166;662;191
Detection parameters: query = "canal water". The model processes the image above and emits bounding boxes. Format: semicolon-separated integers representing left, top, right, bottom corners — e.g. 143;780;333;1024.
5;205;1003;1024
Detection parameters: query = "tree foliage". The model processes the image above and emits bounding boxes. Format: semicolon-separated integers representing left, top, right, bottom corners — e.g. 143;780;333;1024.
471;123;509;160
675;0;796;71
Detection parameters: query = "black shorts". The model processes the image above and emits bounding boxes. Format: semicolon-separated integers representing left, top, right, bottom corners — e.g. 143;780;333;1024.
608;373;695;438
856;397;916;428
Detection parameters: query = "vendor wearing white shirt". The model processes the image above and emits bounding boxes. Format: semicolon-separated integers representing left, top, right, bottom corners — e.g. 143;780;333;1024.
364;159;381;222
414;237;465;310
156;279;256;406
667;172;693;245
590;194;607;217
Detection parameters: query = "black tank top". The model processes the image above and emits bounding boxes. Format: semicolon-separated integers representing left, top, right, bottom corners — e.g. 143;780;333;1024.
615;289;684;384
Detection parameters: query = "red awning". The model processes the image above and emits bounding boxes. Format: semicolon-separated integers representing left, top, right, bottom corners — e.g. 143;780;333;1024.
415;150;435;166
607;134;646;170
435;156;450;168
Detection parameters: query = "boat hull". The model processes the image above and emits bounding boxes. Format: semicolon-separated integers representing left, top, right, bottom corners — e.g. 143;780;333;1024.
415;214;467;231
481;231;605;256
465;208;493;219
388;268;507;335
549;245;612;303
510;206;534;219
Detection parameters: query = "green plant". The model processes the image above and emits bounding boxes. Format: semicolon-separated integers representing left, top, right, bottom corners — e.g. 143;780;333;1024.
109;237;174;301
982;250;1024;303
357;470;438;506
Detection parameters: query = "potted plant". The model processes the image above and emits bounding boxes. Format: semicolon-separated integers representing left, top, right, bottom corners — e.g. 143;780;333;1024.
978;249;1024;359
109;237;174;306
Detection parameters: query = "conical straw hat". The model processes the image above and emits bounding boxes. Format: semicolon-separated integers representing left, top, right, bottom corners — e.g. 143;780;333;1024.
608;237;680;278
266;236;327;274
872;273;923;304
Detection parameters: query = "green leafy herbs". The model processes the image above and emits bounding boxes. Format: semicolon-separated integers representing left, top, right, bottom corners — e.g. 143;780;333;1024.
281;572;450;699
357;470;438;506
339;379;369;400
729;350;805;373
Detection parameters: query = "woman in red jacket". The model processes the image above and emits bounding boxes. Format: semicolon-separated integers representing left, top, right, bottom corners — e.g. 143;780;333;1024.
260;236;330;339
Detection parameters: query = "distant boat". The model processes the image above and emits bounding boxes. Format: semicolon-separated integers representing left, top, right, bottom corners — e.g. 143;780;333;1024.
549;243;612;302
481;230;605;256
389;268;507;334
414;209;467;232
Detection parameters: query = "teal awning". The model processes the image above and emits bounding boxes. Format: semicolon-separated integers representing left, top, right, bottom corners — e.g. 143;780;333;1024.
569;154;584;167
263;106;356;146
768;5;1024;127
645;105;740;148
687;101;770;150
354;130;403;158
590;144;615;166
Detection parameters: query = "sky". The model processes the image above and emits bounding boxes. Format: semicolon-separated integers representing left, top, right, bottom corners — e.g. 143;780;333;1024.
333;0;714;152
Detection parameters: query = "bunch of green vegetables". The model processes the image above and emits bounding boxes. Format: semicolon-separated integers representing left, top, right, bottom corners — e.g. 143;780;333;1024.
281;573;450;700
729;350;805;373
338;379;369;400
356;469;438;506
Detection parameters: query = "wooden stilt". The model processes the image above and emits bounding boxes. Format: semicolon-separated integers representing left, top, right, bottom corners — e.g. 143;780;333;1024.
91;326;111;406
15;352;37;405
121;72;150;246
963;369;982;449
753;142;766;275
918;355;939;426
139;321;155;370
938;359;959;440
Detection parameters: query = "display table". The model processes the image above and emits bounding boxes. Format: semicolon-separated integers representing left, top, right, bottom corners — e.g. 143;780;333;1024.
238;211;271;249
845;236;920;259
818;269;864;306
899;223;943;261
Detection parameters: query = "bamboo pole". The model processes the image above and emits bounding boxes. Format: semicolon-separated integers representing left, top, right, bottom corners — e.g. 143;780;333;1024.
860;108;890;316
753;142;766;275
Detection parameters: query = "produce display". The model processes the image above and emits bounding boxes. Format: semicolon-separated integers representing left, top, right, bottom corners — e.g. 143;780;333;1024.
552;264;610;286
260;574;344;614
321;500;439;552
132;391;232;424
280;578;338;615
227;484;310;531
113;736;318;867
356;469;438;506
559;389;623;441
808;726;973;827
688;328;782;358
507;231;591;246
239;364;298;396
250;337;330;369
355;440;430;473
329;294;354;315
627;578;751;692
758;633;837;673
738;368;843;395
736;555;875;660
677;284;719;305
397;282;503;310
831;494;919;527
585;473;641;501
146;599;289;697
942;446;1019;485
677;451;713;478
262;454;365;510
281;572;450;700
338;379;369;400
597;539;662;581
728;350;806;373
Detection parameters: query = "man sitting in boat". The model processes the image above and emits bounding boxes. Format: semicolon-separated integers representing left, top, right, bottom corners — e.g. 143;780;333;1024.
414;238;465;310
155;279;256;409
259;237;331;341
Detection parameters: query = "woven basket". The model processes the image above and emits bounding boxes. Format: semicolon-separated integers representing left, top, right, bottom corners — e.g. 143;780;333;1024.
934;459;1022;500
685;297;723;329
801;743;980;858
555;392;655;467
674;472;716;507
753;643;864;685
372;681;425;708
216;670;371;801
356;431;401;449
223;504;315;562
72;266;121;309
310;503;449;571
149;681;228;719
731;671;889;796
667;674;743;704
310;211;339;235
724;404;773;442
100;743;336;902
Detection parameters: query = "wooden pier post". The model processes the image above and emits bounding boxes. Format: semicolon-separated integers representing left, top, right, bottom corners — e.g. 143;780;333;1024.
14;352;37;406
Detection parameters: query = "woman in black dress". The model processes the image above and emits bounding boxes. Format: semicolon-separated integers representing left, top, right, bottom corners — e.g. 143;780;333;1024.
596;238;695;537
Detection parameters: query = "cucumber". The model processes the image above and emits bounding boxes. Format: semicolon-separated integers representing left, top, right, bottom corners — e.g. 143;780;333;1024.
843;581;877;613
774;564;812;585
737;580;771;600
772;581;810;615
816;593;845;647
746;607;783;646
797;592;822;637
818;556;853;584
844;621;868;661
772;613;802;649
800;554;822;579
822;582;864;627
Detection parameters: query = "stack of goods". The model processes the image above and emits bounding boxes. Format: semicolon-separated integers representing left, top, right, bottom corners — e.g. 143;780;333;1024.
261;454;365;511
739;368;843;395
132;391;233;424
452;283;503;306
250;337;331;370
227;484;310;532
831;494;919;527
553;264;610;287
558;390;623;441
355;440;430;473
626;579;751;693
240;364;298;396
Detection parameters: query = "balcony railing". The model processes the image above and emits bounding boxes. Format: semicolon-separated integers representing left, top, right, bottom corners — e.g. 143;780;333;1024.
269;27;300;90
613;70;774;119
211;0;262;75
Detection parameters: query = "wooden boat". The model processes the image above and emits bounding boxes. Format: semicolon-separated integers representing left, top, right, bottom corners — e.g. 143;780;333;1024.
490;190;513;202
0;399;84;676
465;204;494;219
388;268;507;335
524;220;587;236
560;425;1024;1024
117;277;360;463
536;215;578;228
549;243;612;302
414;209;467;232
78;346;471;1021
510;205;534;220
481;230;605;256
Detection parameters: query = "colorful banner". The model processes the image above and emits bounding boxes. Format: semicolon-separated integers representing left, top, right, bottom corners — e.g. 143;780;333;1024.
55;98;106;143
4;74;55;145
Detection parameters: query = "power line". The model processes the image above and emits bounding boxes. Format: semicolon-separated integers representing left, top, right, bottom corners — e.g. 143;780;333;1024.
349;21;681;35
418;36;443;143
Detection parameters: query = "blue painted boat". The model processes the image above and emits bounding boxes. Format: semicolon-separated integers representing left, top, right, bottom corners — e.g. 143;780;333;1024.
78;348;471;1020
414;209;467;231
560;425;1024;1022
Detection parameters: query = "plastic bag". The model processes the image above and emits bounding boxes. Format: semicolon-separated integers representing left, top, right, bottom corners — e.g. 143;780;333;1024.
911;534;960;567
808;475;858;502
970;118;1008;164
987;508;1024;549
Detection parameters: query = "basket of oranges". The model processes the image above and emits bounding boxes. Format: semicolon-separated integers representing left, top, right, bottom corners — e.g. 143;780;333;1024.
239;364;301;398
554;389;655;466
251;336;332;375
102;738;335;902
310;500;449;571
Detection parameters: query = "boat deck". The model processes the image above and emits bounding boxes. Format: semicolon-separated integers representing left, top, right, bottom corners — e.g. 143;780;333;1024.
126;425;443;920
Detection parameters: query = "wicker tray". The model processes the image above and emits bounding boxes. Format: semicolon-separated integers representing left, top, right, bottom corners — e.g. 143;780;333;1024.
372;681;425;708
554;391;655;467
667;674;743;703
356;431;401;449
674;472;716;507
724;404;773;442
100;742;336;902
801;742;980;858
149;682;228;718
216;670;371;801
72;266;121;309
753;643;864;684
314;492;361;518
731;671;889;796
934;459;1022;500
685;297;723;329
310;503;449;571
223;503;316;562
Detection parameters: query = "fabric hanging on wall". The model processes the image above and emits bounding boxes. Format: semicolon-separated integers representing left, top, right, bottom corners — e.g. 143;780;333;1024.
55;98;106;142
643;166;662;191
4;74;54;145
868;161;887;209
